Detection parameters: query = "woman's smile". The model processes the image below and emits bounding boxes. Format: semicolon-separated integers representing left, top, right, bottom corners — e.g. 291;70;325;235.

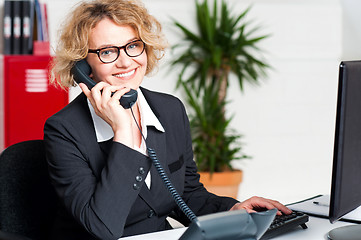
113;68;136;79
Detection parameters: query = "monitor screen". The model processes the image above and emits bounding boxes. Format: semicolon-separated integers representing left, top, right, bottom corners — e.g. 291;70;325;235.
329;60;361;224
328;61;361;240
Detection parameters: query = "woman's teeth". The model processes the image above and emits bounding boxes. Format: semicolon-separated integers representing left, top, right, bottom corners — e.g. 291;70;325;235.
114;69;135;78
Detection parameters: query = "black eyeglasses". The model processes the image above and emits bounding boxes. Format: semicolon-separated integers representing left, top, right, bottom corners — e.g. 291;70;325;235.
88;40;145;63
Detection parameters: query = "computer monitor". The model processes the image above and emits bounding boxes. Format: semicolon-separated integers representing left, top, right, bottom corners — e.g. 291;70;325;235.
328;60;361;240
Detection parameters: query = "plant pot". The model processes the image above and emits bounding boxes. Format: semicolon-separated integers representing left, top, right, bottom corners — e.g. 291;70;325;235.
199;170;243;199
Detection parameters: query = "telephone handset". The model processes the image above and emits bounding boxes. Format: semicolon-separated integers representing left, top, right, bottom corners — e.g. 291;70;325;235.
71;59;138;109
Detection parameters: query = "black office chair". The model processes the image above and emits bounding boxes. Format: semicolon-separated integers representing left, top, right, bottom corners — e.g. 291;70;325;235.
0;140;58;240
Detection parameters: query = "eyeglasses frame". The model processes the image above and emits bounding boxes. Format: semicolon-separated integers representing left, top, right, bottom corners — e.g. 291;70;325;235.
88;39;146;64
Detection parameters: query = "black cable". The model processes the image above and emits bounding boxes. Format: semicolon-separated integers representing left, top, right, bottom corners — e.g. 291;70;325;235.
130;106;197;222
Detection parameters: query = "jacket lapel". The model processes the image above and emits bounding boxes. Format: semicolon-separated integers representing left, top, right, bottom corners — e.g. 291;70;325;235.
70;94;105;178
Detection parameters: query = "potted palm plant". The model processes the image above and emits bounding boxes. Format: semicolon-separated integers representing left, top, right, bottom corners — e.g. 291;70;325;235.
171;0;270;198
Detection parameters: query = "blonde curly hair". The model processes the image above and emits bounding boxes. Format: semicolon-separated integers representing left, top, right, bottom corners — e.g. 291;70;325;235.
50;0;168;89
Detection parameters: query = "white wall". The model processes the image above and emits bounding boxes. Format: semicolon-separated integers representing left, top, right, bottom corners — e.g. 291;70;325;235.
229;1;341;203
21;0;361;204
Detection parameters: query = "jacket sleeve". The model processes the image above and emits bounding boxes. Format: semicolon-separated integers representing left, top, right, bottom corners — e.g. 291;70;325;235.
44;116;151;240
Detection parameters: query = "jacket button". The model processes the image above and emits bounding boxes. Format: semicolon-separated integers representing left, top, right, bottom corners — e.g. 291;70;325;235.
133;183;140;190
136;175;142;182
148;209;155;218
139;167;145;174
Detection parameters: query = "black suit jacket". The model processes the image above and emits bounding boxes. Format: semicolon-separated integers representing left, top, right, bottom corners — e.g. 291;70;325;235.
44;87;238;240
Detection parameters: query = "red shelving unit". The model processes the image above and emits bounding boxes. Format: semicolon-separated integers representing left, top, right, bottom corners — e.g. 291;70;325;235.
1;55;68;149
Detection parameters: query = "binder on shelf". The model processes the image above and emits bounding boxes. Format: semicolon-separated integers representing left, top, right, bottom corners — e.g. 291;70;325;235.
34;0;43;41
12;0;22;54
21;0;35;54
40;1;48;42
3;0;13;55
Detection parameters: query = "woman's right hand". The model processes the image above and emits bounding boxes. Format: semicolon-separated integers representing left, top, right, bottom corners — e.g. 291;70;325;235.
79;82;135;148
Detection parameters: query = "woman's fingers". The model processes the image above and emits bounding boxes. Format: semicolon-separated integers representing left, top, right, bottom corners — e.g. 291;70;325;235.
231;196;292;216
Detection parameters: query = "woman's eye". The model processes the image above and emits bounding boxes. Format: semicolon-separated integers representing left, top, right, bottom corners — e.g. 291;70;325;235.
128;43;139;50
100;48;116;56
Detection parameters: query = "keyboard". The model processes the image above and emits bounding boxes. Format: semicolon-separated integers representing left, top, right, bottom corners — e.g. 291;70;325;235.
261;211;309;239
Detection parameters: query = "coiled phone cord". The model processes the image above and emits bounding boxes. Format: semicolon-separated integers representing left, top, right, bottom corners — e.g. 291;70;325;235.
130;107;197;222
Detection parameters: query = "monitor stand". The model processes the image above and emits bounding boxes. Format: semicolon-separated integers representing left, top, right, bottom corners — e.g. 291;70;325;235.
328;225;361;240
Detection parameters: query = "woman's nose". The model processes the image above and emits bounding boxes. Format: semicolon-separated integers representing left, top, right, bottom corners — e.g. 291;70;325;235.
115;49;132;68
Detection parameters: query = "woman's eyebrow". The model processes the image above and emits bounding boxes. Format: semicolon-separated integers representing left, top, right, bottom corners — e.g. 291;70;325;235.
94;38;139;49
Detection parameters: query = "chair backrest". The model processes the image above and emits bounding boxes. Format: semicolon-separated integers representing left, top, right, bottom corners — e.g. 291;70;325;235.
0;140;58;240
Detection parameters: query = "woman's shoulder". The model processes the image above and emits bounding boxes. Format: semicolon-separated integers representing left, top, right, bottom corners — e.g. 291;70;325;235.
47;93;90;123
140;87;184;109
140;87;189;127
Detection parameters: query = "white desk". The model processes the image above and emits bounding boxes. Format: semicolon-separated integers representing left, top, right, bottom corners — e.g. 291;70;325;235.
121;216;354;240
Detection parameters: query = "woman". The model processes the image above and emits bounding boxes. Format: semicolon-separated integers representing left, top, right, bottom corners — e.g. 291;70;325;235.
44;0;291;239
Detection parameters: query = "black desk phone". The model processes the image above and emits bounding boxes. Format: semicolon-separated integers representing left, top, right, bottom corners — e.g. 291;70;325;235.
71;59;137;109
